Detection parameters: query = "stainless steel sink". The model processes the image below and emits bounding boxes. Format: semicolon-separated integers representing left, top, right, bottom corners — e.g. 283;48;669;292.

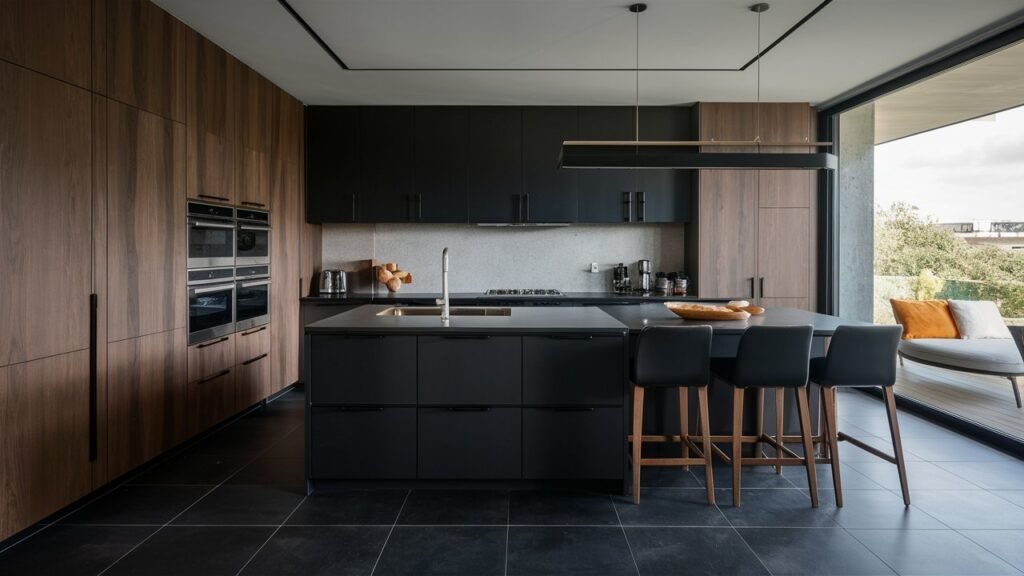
376;306;512;317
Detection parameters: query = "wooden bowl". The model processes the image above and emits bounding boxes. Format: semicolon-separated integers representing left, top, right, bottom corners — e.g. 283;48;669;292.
664;302;751;321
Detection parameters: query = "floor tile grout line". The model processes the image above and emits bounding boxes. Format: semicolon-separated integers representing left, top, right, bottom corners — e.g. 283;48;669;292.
368;489;411;576
233;495;308;576
840;525;902;576
718;489;776;576
610;495;641;576
955;529;1024;576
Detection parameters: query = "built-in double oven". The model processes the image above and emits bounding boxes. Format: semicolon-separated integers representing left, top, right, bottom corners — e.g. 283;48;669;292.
187;202;271;345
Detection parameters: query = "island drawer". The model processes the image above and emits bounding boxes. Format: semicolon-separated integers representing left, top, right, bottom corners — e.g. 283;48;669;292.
418;336;522;405
417;407;522;479
309;335;416;405
523;336;625;405
310;406;416;479
522;407;623;479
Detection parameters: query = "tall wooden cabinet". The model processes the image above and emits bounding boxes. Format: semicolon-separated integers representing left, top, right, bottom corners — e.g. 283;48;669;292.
691;102;818;310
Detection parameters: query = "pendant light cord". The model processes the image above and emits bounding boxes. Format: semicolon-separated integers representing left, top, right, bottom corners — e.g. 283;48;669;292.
635;5;640;143
755;7;761;143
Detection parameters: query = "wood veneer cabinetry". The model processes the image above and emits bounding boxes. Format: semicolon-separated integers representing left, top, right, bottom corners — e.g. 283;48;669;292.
0;0;92;89
106;101;187;342
186;31;237;205
0;61;93;367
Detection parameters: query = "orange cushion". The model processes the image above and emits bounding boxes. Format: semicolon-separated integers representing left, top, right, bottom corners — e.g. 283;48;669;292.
890;299;961;340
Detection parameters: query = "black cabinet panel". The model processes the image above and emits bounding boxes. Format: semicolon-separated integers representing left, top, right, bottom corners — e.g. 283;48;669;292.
360;107;415;222
414;107;468;222
523;336;624;405
418;407;522;479
309;335;416;404
523;407;623;479
418;336;521;405
577;107;636;223
522;107;578;223
311;406;416;479
306;107;360;223
467;107;522;223
637;107;692;223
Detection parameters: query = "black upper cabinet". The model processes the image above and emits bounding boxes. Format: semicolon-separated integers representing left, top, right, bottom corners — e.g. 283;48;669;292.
522;107;578;223
306;106;361;223
413;108;468;223
576;107;637;223
360;107;415;222
467;107;522;223
637;107;692;223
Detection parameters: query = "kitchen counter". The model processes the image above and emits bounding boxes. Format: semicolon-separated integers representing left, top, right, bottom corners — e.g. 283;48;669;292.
305;304;629;336
301;291;702;305
598;303;866;335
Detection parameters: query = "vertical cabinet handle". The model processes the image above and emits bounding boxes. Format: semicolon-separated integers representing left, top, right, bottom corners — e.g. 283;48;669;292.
517;195;523;222
749;278;756;299
417;194;423;221
351;193;357;222
760;277;765;298
523;193;530;222
622;192;632;222
89;293;97;462
636;191;646;222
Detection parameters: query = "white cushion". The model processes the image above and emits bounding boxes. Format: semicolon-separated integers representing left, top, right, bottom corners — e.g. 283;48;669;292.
900;338;1024;374
948;300;1012;339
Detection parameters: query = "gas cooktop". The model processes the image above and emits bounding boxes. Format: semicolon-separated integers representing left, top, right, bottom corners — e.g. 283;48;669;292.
484;289;563;296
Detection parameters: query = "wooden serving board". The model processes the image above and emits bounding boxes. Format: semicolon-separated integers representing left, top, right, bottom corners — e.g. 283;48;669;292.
664;302;751;321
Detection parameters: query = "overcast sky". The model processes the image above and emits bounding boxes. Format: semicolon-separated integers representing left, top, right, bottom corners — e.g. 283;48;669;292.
874;104;1024;223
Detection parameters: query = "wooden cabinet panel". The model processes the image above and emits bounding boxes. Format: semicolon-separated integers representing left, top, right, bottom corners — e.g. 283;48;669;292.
236;351;271;411
106;329;187;479
758;170;813;208
237;64;271;209
236;325;271;363
697;102;756;148
0;62;93;366
271;156;301;391
189;368;236;434
107;102;186;341
107;0;187;122
188;334;235;383
758;208;811;301
187;31;236;205
0;0;91;88
757;102;811;151
0;351;92;541
696;171;758;299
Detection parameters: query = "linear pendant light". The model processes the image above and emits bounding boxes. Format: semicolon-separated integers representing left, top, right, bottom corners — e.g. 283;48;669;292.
558;3;837;171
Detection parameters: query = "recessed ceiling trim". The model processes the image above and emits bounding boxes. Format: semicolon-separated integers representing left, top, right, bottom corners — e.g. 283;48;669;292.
278;0;833;73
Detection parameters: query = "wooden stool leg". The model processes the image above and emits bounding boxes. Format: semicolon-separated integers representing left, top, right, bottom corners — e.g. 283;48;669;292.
732;387;744;507
755;388;765;460
821;387;843;507
775;388;785;475
679;387;690;471
631;385;645;504
698;386;715;505
626;385;643;502
883;387;911;506
1010;376;1022;409
796;387;819;508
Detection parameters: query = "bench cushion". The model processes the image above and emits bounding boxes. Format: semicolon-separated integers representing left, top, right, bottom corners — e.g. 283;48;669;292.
900;338;1024;375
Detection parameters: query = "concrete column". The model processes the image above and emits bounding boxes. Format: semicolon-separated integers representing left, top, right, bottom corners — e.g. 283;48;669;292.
837;103;875;322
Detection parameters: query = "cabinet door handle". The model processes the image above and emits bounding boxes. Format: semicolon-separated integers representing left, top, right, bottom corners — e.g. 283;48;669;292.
523;193;530;222
241;353;268;366
343;335;386;340
89;293;98;462
749;278;756;299
542;406;596;412
440;335;491;340
636;191;646;222
198;194;229;202
547;335;594;340
622;192;632;222
760;277;765;298
197;336;230;348
197;369;231;384
241;326;267;336
334;406;385;412
351;193;357;222
517;194;523;222
443;406;491;412
241;201;266;208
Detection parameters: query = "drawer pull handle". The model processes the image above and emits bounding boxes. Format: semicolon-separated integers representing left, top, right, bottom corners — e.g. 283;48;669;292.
241;201;266;207
197;369;231;384
335;406;385;412
440;335;491;340
241;353;268;366
443;406;491;412
198;194;230;202
197;336;229;348
547;335;594;340
345;335;385;340
544;407;596;412
241;326;267;336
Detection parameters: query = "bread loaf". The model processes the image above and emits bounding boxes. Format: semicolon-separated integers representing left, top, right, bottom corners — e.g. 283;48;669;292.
385;262;398;272
386;277;402;292
377;266;393;283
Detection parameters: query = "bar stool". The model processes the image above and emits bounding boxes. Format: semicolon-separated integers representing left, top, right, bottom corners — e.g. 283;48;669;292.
629;326;715;505
711;325;818;507
811;325;907;507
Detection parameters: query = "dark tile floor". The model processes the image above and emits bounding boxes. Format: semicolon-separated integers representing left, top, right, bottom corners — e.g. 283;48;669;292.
3;388;1024;575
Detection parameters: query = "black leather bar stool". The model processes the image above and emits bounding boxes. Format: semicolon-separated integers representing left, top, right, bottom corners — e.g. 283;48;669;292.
711;325;818;507
811;325;907;507
630;326;715;505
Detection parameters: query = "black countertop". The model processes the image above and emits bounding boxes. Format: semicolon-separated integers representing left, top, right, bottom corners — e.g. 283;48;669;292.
305;304;629;336
597;303;867;335
302;291;702;305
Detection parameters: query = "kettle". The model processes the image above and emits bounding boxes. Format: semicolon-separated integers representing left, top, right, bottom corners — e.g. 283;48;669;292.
318;270;347;295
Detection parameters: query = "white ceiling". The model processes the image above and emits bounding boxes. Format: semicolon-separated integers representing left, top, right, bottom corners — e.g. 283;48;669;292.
154;0;1024;106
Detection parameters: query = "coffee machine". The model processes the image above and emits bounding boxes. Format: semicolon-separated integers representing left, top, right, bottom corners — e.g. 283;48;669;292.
636;260;652;294
612;263;631;293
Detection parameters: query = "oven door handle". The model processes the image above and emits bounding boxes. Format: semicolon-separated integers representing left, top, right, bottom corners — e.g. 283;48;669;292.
238;224;272;231
190;220;236;230
190;283;236;295
239;280;271;288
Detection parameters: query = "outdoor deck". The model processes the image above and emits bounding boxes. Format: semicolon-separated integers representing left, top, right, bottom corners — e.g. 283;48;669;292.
893;360;1024;443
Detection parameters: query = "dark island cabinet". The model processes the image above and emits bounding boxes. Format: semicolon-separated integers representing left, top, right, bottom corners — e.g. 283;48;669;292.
311;406;417;479
418;336;522;405
523;336;625;405
418;407;522;479
308;335;416;404
305;106;693;224
524;408;623;479
466;107;523;223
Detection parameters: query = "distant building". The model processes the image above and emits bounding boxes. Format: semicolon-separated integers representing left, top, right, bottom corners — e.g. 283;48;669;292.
938;221;1024;250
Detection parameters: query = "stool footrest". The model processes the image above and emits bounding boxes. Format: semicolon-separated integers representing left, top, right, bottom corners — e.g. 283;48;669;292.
838;431;898;464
